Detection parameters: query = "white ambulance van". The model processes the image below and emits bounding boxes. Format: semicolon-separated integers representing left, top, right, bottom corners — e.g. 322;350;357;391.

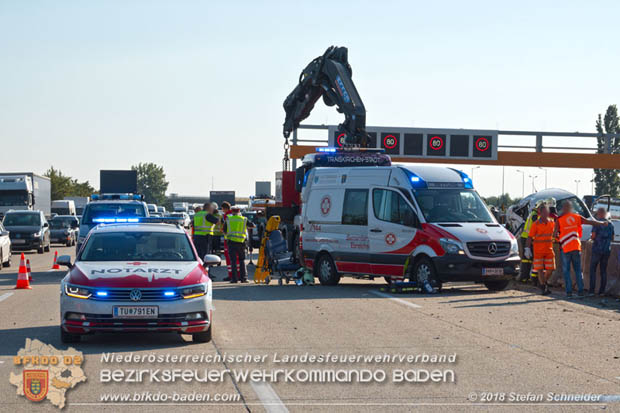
298;150;520;291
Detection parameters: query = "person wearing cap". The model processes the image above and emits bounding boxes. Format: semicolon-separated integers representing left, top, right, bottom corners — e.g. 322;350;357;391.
211;202;222;253
223;206;254;283
554;201;608;298
589;207;615;296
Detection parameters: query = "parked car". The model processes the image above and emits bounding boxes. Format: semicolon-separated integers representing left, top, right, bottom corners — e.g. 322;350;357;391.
170;212;191;229
2;210;51;253
49;215;80;247
0;222;11;269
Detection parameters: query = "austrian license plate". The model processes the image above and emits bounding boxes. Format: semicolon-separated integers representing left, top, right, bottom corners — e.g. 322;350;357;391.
113;306;158;318
482;268;504;276
12;239;25;244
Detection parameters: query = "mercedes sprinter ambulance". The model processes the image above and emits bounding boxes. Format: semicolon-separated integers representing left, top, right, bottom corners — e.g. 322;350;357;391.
298;150;520;291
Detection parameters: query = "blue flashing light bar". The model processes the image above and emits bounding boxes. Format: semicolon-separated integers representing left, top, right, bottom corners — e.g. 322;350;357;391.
93;217;140;223
400;168;427;189
91;193;143;201
164;291;175;297
96;291;108;297
450;169;474;189
317;147;337;153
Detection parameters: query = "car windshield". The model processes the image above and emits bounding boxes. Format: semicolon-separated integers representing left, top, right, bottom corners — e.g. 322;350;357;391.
82;203;147;224
414;189;494;223
80;231;195;261
50;217;76;229
0;191;29;206
3;213;41;226
557;196;590;218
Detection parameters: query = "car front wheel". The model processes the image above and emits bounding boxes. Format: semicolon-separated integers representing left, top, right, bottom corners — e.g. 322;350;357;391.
60;327;81;343
193;326;212;343
484;280;510;291
316;254;340;286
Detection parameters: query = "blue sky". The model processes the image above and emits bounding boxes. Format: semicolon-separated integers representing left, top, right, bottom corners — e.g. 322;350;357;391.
1;1;619;198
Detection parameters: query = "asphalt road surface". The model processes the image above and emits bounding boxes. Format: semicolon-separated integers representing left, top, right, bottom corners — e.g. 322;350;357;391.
1;247;619;412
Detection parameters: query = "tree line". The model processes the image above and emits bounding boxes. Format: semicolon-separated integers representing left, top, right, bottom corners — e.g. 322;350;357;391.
45;162;169;206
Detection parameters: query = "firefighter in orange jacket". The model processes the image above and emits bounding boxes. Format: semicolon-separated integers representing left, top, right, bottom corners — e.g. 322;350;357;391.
525;203;555;295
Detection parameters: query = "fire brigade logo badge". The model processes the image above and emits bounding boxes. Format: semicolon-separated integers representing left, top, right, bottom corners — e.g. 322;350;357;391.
566;216;576;225
23;370;48;402
385;233;397;245
320;196;331;216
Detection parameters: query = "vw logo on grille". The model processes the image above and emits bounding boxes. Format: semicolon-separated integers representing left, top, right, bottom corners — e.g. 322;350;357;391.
129;289;142;302
488;242;498;255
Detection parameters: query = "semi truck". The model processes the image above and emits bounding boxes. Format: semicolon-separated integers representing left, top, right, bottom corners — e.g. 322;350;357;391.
0;173;51;218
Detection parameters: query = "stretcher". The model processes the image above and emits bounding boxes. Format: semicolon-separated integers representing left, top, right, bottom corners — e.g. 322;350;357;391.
254;216;300;284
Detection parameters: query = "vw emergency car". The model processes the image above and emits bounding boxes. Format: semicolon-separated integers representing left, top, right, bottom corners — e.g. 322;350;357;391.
298;151;519;291
58;222;219;343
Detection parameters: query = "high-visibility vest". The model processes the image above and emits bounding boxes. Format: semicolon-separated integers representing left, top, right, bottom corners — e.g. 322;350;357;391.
225;215;247;243
213;212;223;236
529;218;555;252
521;211;537;238
557;212;583;253
193;211;209;236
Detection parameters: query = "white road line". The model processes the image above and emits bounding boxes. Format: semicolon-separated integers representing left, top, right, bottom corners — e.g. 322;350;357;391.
250;381;289;413
369;290;422;309
0;293;13;303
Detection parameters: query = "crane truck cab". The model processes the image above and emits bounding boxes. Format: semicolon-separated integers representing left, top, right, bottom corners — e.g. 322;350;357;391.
298;149;520;291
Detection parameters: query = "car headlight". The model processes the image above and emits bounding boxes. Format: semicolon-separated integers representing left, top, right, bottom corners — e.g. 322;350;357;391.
33;231;41;237
64;284;92;299
181;284;206;299
439;238;465;255
510;238;519;255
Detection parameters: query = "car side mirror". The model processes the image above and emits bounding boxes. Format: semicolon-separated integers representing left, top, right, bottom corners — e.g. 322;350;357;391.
202;254;221;267
56;255;73;269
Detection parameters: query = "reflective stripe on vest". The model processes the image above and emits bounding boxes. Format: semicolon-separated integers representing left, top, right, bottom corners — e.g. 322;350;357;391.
557;213;582;253
225;215;247;243
213;212;223;236
193;211;209;235
521;212;537;238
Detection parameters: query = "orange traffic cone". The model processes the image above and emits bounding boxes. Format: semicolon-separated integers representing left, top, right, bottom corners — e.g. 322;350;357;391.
52;251;60;270
26;259;32;281
15;253;31;289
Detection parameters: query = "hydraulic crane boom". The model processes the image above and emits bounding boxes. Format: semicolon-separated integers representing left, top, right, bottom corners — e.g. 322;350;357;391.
283;46;370;147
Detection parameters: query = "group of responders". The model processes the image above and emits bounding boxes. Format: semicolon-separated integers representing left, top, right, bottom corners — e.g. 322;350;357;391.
100;352;457;365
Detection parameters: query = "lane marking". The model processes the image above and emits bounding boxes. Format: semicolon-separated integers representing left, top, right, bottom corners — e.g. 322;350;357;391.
0;293;13;303
250;381;289;413
369;290;421;308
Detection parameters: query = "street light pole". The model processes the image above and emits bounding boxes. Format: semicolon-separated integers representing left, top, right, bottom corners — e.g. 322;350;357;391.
538;167;547;189
529;175;539;193
516;169;525;198
574;179;581;196
471;166;480;181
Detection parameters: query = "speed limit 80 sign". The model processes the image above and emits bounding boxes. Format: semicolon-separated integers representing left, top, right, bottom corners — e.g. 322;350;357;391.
326;126;498;160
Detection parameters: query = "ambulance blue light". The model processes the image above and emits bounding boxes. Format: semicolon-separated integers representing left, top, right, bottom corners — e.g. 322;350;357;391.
411;176;420;182
317;147;337;153
96;291;108;297
450;169;474;189
164;291;175;297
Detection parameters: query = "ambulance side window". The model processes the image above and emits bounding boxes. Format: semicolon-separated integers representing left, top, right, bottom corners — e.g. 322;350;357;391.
373;189;417;227
342;189;368;225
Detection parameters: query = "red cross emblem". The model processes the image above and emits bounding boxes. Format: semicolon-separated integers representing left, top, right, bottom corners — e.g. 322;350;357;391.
320;196;331;216
126;262;147;266
385;233;397;245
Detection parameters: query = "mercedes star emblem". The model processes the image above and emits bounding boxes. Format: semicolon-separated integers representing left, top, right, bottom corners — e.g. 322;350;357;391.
488;242;498;255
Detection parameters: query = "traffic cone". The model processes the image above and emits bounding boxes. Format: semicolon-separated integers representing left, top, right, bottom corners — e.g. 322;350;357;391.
26;259;32;281
15;253;32;289
51;251;60;270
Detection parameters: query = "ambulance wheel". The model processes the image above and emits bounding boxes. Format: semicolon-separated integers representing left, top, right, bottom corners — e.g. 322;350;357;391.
316;254;340;286
484;280;510;291
413;257;441;290
60;327;81;343
193;326;212;343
